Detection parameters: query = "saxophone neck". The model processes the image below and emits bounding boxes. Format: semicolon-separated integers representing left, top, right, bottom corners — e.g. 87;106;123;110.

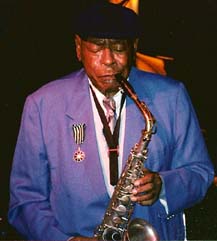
115;73;156;133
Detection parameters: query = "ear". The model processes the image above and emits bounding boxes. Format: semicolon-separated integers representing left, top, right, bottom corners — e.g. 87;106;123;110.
130;39;139;67
75;34;82;61
133;39;139;53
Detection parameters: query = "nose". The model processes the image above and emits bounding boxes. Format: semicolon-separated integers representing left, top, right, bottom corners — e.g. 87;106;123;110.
101;48;115;66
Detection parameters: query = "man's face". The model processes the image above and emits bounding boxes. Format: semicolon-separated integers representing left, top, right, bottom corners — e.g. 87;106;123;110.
75;35;136;96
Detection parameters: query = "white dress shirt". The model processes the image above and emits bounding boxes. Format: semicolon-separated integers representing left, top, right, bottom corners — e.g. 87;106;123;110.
89;80;126;197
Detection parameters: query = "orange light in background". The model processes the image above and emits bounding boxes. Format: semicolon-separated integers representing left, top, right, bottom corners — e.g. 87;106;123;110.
109;0;139;14
136;52;172;76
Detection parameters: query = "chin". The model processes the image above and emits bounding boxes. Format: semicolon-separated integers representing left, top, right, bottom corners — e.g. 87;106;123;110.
104;85;120;96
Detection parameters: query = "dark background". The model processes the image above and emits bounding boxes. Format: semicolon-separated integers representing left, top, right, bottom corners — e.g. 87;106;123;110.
1;0;217;240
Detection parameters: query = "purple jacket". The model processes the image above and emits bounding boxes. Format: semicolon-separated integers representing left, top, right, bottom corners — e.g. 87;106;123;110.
8;67;214;240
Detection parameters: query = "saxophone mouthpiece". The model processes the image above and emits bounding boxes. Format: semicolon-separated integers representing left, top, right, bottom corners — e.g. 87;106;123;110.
115;73;137;99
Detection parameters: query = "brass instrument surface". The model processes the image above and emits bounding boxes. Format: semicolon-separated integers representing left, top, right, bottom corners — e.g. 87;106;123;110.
94;74;158;241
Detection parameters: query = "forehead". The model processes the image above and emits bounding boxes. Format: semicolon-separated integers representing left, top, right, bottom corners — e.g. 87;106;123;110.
84;37;130;45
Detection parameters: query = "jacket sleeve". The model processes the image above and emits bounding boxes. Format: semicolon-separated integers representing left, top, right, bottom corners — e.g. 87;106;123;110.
8;95;70;241
160;82;214;215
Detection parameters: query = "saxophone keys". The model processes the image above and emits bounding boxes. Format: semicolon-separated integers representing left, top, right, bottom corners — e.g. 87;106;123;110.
113;204;127;216
112;216;122;224
118;195;131;205
124;184;134;193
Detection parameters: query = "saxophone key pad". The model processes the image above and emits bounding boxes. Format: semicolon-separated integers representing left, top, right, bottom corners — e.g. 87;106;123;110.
112;216;122;224
113;204;127;215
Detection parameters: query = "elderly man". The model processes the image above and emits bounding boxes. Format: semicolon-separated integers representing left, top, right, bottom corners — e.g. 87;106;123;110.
8;2;214;241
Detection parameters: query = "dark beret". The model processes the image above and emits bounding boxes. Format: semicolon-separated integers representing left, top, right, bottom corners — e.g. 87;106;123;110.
74;2;141;39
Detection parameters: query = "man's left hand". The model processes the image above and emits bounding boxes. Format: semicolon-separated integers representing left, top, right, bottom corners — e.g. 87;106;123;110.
130;168;162;206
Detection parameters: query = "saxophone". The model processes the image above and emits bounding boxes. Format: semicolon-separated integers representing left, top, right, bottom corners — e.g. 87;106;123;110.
94;74;159;241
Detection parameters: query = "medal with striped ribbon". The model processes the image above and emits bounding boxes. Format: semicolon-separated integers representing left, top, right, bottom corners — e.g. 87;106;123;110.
72;123;86;162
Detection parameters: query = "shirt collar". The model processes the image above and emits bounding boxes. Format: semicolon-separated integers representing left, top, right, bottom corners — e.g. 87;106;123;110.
88;79;124;111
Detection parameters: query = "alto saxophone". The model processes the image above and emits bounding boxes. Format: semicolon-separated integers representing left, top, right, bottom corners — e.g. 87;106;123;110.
94;74;159;241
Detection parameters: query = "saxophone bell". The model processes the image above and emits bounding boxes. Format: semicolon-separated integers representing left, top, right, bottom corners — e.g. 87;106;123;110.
124;218;159;241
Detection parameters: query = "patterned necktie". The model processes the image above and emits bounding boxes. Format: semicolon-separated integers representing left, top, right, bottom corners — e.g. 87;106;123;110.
103;97;116;133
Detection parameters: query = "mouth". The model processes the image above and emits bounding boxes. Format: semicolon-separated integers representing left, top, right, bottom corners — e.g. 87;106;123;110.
99;74;117;83
93;74;122;95
100;72;122;80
